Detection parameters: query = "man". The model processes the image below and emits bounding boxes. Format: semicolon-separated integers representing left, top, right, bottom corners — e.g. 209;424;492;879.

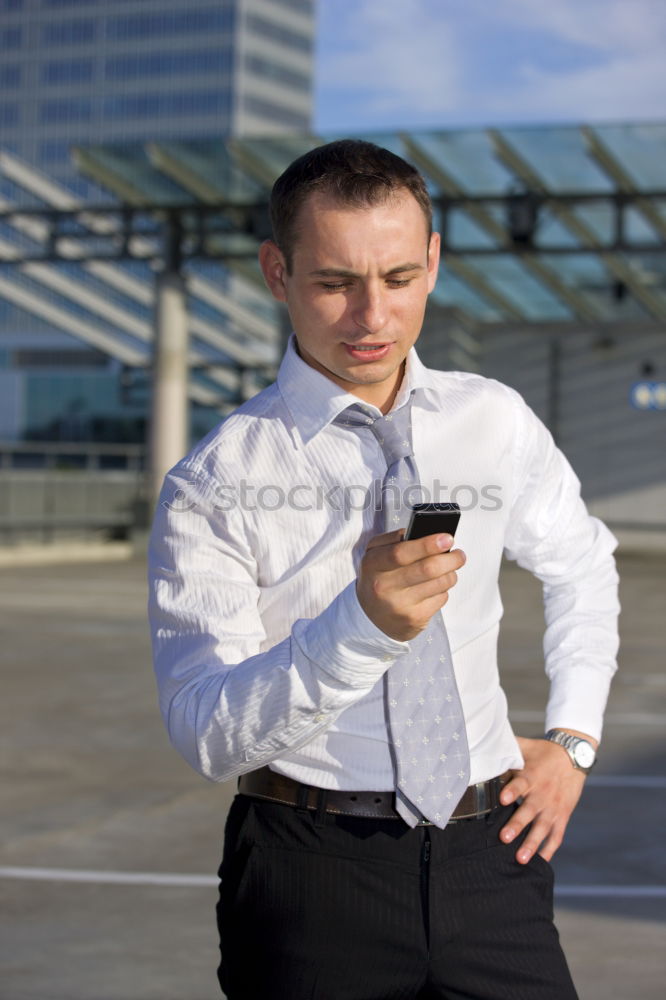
148;140;619;999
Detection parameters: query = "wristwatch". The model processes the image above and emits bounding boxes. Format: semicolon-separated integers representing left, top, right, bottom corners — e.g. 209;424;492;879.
545;729;597;774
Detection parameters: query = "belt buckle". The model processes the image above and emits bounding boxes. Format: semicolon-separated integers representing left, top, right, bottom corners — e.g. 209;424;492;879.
475;780;488;814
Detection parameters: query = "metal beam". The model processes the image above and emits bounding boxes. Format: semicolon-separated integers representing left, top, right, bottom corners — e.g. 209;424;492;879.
0;234;245;399
440;256;525;321
0;151;81;210
398;134;530;321
0;172;276;368
487;129;666;322
147;142;224;205
0;158;278;355
401;134;604;324
71;148;149;206
2;195;665;262
580;125;666;241
0;272;144;366
0;274;223;409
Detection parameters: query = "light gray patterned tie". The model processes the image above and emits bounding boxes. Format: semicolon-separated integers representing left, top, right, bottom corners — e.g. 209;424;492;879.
337;399;470;828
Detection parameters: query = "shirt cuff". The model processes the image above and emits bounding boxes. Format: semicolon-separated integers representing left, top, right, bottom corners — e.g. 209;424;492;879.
545;666;614;743
293;581;408;688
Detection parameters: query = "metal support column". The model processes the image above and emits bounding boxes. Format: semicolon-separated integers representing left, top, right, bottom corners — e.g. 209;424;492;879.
149;217;189;511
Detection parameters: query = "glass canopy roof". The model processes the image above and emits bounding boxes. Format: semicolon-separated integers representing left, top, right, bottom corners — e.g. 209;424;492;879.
72;122;666;327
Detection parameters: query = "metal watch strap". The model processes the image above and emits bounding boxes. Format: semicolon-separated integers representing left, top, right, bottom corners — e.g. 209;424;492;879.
545;729;597;773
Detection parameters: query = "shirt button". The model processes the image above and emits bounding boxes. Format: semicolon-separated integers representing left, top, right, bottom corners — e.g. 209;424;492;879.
381;654;392;662
314;713;326;723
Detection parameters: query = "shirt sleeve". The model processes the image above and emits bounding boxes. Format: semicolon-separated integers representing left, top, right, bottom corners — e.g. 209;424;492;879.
501;388;620;742
148;464;407;782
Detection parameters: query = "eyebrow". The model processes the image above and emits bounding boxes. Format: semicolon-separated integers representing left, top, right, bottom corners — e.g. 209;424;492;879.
308;262;425;278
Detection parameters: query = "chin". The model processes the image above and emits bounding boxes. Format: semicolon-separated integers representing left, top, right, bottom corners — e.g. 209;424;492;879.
341;364;394;384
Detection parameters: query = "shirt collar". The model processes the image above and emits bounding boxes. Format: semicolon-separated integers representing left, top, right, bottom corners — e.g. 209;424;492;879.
276;334;441;445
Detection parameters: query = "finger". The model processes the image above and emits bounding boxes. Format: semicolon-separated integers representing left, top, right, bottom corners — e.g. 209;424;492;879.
393;551;466;588
499;799;536;845
393;533;458;566
499;774;529;805
395;549;464;590
401;569;460;606
514;817;554;865
365;529;406;551
369;572;459;634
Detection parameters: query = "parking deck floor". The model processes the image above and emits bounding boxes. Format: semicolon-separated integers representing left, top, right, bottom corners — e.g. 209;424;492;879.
1;550;665;999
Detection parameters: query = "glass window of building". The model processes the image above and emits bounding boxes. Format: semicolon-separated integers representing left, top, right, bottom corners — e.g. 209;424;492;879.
0;65;21;87
41;59;94;85
245;14;312;53
102;90;228;121
42;1;97;7
106;6;233;42
270;0;313;12
244;54;309;91
0;104;20;127
38;139;73;164
242;95;308;128
39;98;93;124
0;26;22;49
42;18;96;44
105;49;231;81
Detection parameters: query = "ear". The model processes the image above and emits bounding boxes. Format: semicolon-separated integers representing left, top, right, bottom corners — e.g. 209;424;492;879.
426;231;441;294
258;240;288;302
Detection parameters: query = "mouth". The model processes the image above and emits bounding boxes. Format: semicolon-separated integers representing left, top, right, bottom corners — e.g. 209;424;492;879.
344;342;392;361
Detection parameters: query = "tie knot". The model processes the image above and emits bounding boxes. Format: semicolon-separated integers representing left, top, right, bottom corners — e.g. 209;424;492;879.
335;402;414;467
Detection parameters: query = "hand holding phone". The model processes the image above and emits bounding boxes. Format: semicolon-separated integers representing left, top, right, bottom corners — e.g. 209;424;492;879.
404;502;461;541
357;502;464;640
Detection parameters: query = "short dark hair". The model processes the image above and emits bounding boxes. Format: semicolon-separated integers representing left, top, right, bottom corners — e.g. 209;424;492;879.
269;138;433;269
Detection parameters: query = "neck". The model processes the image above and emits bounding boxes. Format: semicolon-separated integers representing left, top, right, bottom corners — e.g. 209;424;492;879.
348;364;406;414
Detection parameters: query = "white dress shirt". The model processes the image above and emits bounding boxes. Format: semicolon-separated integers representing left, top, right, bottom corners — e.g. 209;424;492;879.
148;337;619;790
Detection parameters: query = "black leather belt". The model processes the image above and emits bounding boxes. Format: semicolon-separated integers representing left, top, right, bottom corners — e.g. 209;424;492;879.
238;767;511;823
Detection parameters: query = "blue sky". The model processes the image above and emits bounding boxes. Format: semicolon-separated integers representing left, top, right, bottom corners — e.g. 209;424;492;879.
314;0;666;134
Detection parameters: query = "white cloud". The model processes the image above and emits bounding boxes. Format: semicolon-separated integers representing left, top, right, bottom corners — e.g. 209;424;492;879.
488;51;666;121
316;0;666;130
480;0;666;121
496;0;664;55
315;0;463;128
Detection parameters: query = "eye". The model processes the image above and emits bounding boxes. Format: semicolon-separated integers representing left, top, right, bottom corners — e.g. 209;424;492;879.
387;278;412;288
320;281;350;292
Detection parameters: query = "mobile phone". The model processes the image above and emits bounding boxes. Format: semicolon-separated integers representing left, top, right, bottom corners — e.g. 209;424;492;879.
404;502;461;541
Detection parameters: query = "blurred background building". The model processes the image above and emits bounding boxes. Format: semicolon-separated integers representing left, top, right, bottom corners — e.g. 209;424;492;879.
0;0;314;540
0;0;664;546
0;0;314;443
2;0;313;196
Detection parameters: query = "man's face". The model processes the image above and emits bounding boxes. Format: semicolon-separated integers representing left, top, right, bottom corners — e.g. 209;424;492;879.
259;189;440;411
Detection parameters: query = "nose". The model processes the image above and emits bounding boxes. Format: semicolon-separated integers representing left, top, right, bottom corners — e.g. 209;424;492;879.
351;282;388;334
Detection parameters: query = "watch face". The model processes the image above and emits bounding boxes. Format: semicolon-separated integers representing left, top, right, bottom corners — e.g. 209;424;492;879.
573;741;596;769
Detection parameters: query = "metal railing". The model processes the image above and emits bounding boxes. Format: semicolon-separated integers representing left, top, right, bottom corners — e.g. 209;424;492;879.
0;441;145;470
0;442;146;543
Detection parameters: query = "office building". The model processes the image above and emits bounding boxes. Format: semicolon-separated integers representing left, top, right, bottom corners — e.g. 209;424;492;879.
0;0;315;443
1;0;314;196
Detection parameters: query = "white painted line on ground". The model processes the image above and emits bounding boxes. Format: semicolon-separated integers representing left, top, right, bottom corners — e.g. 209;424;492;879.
510;711;666;726
1;867;665;898
555;886;666;898
587;775;666;788
0;866;217;887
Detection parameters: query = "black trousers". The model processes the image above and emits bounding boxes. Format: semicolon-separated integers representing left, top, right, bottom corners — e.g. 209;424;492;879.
217;794;578;1000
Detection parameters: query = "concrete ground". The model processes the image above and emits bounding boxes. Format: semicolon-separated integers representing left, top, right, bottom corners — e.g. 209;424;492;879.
1;549;664;1000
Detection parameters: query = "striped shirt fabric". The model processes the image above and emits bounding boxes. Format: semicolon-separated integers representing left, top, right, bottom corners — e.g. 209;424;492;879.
148;336;619;791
